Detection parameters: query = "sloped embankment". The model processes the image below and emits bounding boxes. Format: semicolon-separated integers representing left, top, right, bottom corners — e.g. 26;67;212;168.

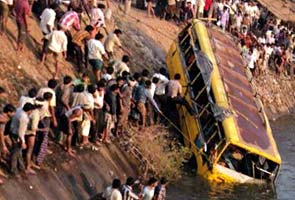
0;12;76;103
254;75;295;120
0;3;173;200
0;143;137;200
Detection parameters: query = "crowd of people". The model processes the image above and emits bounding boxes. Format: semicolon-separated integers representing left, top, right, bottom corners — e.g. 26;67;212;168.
143;0;295;78
0;0;294;195
0;0;197;189
101;176;168;200
0;60;189;183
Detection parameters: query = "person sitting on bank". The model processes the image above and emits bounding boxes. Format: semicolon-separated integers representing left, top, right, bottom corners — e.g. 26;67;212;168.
167;73;195;116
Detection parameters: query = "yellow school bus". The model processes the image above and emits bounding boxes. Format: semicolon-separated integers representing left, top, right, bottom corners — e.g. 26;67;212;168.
166;20;281;183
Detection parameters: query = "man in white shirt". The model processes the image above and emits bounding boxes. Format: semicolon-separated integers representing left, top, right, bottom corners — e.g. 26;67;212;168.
40;4;57;62
152;72;169;97
152;72;169;122
42;25;68;79
40;5;56;35
167;74;195;117
90;81;105;143
90;3;108;33
265;28;273;43
37;79;58;128
246;48;257;74
258;36;266;45
18;87;38;108
104;29;124;60
110;179;122;200
113;55;130;77
269;33;275;45
81;85;96;146
197;0;205;18
35;80;58;166
88;33;108;81
10;103;34;176
235;11;243;32
102;66;115;82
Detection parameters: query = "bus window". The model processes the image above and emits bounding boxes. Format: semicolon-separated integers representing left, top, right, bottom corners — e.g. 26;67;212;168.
191;75;205;97
184;46;194;64
188;63;200;81
178;23;192;43
194;87;208;110
218;145;279;181
185;49;196;67
179;34;191;53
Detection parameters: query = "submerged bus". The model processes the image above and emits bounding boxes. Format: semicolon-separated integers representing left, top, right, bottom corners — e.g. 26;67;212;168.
166;20;281;183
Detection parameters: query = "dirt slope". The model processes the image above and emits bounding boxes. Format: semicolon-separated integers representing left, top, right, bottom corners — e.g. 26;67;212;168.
0;13;76;103
0;3;176;199
0;142;137;200
0;1;294;199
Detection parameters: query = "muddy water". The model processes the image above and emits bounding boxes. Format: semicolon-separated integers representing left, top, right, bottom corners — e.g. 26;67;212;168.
167;115;295;200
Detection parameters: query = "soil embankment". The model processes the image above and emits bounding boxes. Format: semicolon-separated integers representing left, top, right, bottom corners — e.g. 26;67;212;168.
0;1;295;199
0;143;137;200
0;2;177;199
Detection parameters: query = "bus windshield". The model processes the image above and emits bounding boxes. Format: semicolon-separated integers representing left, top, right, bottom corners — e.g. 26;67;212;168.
217;144;280;181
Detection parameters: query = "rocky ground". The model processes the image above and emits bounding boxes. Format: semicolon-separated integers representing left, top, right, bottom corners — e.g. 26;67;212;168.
254;73;295;120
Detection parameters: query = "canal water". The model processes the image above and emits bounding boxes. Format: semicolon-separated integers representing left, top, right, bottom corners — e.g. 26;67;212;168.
167;115;295;200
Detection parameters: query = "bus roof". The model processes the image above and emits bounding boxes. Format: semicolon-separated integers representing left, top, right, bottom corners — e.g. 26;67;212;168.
191;21;281;163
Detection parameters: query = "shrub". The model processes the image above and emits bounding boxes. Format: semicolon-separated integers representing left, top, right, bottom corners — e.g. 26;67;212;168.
124;125;191;182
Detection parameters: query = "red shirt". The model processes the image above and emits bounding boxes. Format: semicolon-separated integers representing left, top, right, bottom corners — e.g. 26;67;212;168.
204;0;213;11
15;0;30;25
59;11;81;31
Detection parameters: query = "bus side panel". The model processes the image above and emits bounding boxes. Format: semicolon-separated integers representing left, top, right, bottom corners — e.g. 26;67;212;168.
166;42;191;147
193;21;240;144
167;42;204;172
